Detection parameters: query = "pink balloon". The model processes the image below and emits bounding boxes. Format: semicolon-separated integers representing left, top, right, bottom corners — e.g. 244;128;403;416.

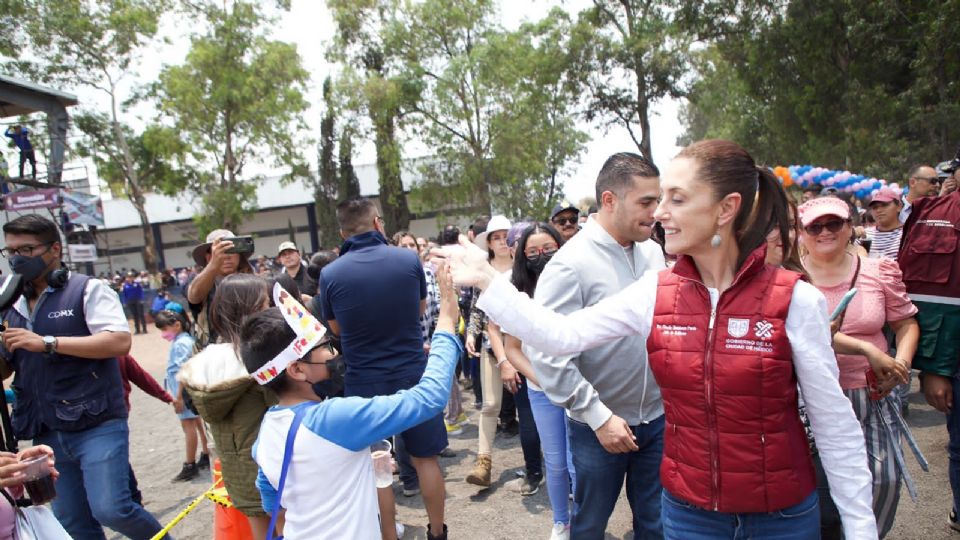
890;182;899;190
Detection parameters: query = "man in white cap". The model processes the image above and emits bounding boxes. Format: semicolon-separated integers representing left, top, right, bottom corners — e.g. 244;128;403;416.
186;229;251;350
277;241;317;297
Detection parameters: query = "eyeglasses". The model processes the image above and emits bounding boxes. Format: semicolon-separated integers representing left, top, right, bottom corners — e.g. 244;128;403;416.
803;219;849;236
912;176;942;185
299;341;339;364
0;242;53;258
552;217;578;227
524;246;558;260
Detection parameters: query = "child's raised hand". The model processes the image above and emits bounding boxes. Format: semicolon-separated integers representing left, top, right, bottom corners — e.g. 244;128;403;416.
435;262;460;334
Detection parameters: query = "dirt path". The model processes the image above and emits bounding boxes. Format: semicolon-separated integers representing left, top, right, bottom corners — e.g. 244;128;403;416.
119;331;954;539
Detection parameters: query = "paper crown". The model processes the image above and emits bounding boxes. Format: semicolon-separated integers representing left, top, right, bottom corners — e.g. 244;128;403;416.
251;283;328;385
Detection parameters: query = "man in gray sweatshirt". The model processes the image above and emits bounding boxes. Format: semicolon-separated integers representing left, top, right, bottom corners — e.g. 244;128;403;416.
530;153;665;539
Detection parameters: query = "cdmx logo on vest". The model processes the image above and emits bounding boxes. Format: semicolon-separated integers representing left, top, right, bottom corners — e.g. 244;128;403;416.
727;318;775;340
47;309;75;319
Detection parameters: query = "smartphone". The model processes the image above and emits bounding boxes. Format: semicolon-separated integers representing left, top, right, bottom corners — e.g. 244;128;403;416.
830;288;858;321
222;236;255;255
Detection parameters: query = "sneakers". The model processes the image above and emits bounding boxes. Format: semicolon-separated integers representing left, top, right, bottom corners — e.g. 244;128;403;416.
455;412;468;424
950;510;960;532
172;462;198;482
445;421;463;435
402;486;420;497
520;474;543;496
395;522;405;538
549;522;570;540
465;455;492;487
438;447;457;458
498;419;519;437
426;523;448;540
196;453;210;470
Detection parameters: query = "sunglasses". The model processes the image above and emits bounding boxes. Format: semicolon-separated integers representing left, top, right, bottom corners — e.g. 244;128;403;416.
913;176;942;185
804;219;849;236
552;217;578;227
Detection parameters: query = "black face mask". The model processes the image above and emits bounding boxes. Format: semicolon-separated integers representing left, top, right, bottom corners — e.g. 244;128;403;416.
9;254;49;282
524;252;554;275
311;355;346;399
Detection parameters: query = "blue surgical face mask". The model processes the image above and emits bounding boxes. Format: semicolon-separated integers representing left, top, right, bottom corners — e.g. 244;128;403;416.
311;356;346;400
9;254;49;282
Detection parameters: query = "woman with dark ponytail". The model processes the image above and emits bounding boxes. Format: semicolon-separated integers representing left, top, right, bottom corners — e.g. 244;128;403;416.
445;140;877;539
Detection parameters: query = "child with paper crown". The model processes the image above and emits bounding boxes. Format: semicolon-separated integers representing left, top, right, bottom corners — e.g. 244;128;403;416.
242;264;463;540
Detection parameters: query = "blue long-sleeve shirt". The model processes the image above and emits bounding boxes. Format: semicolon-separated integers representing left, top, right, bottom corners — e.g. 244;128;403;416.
251;330;462;539
4;128;32;152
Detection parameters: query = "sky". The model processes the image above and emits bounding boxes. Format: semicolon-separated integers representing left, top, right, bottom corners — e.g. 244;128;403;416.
67;0;685;203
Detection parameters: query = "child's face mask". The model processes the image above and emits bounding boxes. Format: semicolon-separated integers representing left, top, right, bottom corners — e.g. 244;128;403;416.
160;330;178;342
310;355;346;399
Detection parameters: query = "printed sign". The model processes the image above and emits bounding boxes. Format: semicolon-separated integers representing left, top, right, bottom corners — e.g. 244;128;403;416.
4;189;59;211
67;244;98;262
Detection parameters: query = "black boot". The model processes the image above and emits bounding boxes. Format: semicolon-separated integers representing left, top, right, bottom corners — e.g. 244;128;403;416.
427;524;448;540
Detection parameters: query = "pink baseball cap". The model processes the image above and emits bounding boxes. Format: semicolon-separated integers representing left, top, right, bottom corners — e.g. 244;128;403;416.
868;188;899;206
798;197;850;227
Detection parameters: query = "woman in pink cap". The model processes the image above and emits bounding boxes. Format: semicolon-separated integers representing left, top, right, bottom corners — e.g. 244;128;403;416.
798;195;921;538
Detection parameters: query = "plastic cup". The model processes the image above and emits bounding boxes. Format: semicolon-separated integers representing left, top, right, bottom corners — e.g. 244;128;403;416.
370;440;393;489
20;454;56;505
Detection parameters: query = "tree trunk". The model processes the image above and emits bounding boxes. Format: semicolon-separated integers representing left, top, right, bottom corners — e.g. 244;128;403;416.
373;109;410;234
109;91;160;273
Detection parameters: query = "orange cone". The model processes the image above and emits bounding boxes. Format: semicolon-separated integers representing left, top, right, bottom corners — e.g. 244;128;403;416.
211;458;254;540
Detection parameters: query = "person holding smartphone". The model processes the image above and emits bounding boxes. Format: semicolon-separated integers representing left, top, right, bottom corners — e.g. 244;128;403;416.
187;229;253;351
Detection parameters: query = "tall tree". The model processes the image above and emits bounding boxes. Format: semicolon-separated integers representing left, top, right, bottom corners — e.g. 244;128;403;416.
680;0;960;178
327;0;413;234
314;77;343;248
153;0;310;234
12;0;172;272
573;0;690;163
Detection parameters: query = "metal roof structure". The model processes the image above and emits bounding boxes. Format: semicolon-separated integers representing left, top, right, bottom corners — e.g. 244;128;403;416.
0;75;78;183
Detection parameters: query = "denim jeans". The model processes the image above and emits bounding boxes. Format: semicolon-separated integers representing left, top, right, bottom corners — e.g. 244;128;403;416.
514;376;542;478
529;388;575;524
948;373;960;518
35;419;168;540
568;415;664;539
661;489;820;540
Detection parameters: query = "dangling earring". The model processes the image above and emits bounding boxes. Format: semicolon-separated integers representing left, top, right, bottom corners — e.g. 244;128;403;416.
710;232;722;248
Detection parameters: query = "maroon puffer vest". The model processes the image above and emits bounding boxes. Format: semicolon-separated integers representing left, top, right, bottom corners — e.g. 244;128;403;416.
647;246;816;513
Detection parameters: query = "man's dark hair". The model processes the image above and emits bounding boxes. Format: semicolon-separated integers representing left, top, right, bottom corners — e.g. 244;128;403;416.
268;273;301;306
2;214;60;245
907;164;931;179
336;197;378;238
595;153;660;204
438;225;460;246
802;184;822;194
470;216;490;237
240;308;296;394
307;250;338;281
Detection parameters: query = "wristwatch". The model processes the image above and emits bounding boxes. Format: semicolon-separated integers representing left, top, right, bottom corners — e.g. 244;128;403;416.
42;335;57;354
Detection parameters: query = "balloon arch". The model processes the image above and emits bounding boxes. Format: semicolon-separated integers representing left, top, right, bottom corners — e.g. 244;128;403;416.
771;165;902;200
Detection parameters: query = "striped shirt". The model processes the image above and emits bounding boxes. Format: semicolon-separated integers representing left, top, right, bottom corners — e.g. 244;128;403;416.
868;227;903;260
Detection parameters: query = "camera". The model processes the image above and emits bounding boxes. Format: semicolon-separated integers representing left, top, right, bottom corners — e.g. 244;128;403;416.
936;144;960;179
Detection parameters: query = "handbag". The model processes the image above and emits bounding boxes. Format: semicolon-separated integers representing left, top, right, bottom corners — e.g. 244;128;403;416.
265;406;307;540
0;489;72;540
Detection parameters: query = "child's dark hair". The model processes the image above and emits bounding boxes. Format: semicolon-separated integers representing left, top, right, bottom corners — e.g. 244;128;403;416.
209;274;269;345
510;223;564;297
240;308;297;394
267;273;301;306
154;309;191;334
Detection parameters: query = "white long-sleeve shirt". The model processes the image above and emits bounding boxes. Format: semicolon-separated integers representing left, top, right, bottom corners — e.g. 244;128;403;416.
478;271;878;539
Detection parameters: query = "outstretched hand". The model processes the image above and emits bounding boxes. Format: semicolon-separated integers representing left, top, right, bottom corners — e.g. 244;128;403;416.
434;236;499;290
435;262;460;334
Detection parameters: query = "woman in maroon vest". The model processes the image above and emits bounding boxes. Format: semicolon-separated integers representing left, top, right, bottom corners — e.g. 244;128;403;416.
444;140;877;539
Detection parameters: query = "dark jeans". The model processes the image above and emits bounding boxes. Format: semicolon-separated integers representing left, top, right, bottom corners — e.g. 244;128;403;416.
662;489;819;540
19;149;36;179
127;302;147;333
948;373;960;518
500;385;517;424
514;376;542;478
568;415;665;540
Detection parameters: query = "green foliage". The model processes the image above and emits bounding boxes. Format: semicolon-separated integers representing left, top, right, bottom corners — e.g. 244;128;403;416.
681;0;960;178
386;0;586;220
153;0;311;234
572;0;690;163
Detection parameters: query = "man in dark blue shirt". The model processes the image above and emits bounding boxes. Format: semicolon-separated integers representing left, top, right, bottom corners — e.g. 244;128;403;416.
4;125;36;180
320;197;448;540
120;271;147;334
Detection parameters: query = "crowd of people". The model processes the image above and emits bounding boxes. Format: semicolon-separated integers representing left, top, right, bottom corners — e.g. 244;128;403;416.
0;140;956;540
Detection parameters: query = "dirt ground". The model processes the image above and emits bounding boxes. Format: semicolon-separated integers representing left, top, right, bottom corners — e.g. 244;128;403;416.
117;330;956;540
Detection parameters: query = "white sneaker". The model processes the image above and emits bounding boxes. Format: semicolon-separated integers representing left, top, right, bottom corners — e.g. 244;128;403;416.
395;522;405;538
549;522;569;540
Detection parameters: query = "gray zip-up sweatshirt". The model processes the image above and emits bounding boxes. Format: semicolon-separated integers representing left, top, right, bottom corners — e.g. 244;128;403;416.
529;216;665;430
